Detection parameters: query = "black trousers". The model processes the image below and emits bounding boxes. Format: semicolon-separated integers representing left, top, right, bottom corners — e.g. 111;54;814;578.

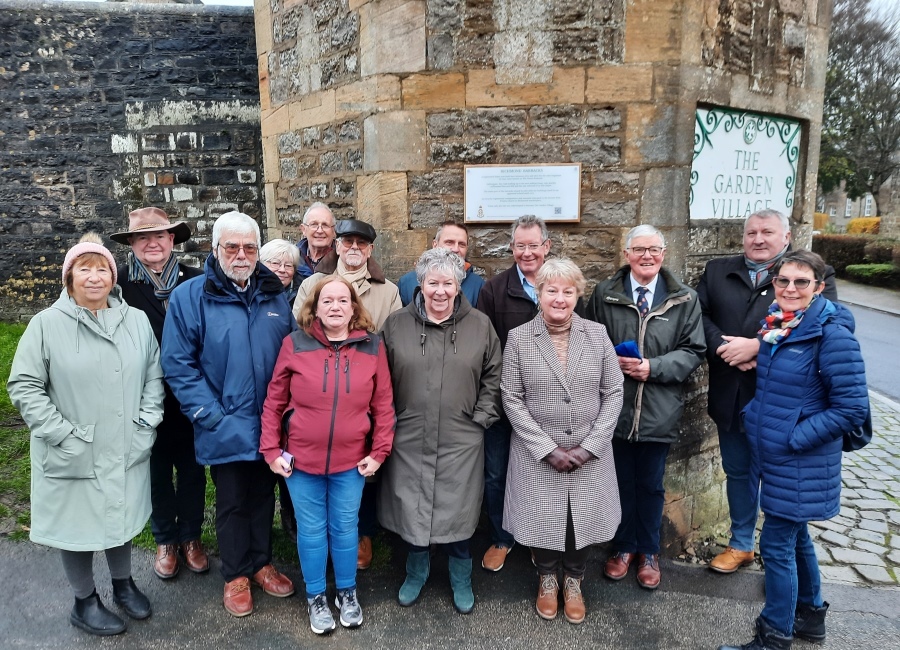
149;423;206;545
209;460;277;582
531;503;589;579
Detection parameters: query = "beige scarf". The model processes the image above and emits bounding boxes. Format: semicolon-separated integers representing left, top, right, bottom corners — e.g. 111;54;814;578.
337;258;370;294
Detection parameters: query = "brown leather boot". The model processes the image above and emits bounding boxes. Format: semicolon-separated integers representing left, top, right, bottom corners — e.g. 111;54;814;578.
357;536;373;570
562;575;585;624
535;573;559;620
153;544;179;580
223;577;253;617
180;539;209;574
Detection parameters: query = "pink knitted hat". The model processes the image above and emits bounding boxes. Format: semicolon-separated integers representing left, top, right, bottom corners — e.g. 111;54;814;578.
61;233;118;285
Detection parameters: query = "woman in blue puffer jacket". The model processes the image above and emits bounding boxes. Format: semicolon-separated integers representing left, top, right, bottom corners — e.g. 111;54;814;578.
719;250;868;650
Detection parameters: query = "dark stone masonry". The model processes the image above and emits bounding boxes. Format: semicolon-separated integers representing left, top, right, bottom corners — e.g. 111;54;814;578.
0;1;261;320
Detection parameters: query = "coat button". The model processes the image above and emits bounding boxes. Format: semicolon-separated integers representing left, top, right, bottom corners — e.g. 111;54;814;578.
565;429;572;435
564;397;571;403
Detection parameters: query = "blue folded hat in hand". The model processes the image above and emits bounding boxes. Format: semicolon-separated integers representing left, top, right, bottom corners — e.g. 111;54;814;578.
614;340;642;360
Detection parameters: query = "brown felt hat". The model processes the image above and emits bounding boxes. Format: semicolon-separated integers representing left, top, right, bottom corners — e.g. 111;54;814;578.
110;207;192;245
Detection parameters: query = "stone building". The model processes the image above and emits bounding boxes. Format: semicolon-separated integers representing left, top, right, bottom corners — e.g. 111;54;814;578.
254;0;833;551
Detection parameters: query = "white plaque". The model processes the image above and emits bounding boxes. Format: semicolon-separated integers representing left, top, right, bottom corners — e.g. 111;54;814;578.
464;164;581;223
691;107;801;220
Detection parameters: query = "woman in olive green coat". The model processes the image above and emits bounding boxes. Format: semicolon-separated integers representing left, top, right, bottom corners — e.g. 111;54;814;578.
8;233;164;636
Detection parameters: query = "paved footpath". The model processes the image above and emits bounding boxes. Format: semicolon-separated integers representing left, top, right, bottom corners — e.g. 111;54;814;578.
811;391;900;586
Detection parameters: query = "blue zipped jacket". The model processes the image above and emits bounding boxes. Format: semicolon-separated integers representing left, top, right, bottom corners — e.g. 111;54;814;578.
161;254;295;465
742;297;868;522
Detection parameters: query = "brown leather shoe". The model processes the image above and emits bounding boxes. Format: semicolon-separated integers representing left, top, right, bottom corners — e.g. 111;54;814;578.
223;577;253;617
482;544;513;572
636;554;661;590
709;547;756;574
357;536;373;570
603;551;634;581
562;575;585;624
180;539;209;574
535;573;559;620
153;544;179;580
252;564;295;598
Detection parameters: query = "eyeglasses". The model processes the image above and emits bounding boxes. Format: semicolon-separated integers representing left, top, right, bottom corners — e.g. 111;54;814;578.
339;237;371;249
772;276;816;290
218;242;259;256
264;260;295;271
627;246;664;257
304;222;334;231
513;243;546;253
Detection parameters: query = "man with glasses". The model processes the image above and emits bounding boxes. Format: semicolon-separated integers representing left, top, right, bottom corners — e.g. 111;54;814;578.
296;202;337;281
162;211;296;617
697;209;836;575
477;214;562;572
586;224;705;590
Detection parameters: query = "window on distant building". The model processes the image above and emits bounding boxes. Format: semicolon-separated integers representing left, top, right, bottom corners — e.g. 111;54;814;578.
828;206;837;217
864;195;873;217
845;198;853;217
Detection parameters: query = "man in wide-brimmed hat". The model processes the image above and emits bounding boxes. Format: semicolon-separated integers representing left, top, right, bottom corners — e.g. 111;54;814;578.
113;207;209;581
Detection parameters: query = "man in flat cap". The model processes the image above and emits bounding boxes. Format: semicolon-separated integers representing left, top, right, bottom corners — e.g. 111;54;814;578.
292;217;402;571
112;207;208;581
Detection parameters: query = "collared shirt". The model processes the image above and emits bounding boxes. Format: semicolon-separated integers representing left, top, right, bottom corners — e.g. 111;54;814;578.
629;272;660;309
516;265;538;303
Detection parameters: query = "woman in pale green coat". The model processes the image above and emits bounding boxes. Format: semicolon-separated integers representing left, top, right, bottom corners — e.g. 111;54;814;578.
8;233;165;637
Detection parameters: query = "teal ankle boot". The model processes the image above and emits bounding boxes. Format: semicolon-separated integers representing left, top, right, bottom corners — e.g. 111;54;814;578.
398;551;430;606
448;557;474;614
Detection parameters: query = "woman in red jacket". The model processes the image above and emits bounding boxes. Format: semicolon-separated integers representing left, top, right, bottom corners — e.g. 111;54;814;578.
260;276;394;635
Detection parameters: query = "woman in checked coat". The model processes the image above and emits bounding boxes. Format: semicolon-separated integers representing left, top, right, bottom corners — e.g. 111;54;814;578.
502;258;624;625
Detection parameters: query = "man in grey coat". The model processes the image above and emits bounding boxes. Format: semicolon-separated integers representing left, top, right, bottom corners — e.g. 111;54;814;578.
586;224;705;590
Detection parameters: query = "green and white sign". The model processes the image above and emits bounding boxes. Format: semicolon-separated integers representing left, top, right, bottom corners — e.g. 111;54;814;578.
691;106;801;220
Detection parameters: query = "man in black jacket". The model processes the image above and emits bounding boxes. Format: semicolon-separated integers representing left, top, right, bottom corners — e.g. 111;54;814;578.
697;209;837;574
113;207;207;580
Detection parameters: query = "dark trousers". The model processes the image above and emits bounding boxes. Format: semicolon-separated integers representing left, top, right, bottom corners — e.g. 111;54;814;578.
610;437;671;556
149;424;206;545
483;416;514;547
209;460;277;582
532;504;589;579
277;476;295;521
358;479;378;538
409;538;471;559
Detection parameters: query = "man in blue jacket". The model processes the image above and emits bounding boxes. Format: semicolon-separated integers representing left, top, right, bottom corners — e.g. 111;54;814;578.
397;221;485;307
162;211;296;618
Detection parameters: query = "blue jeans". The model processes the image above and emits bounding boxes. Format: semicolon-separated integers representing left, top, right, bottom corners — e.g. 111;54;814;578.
718;414;760;551
610;438;670;555
285;467;364;598
759;514;824;637
483;417;514;547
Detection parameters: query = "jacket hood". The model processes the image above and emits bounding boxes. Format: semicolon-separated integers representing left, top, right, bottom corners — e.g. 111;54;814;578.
408;290;472;355
202;253;285;299
49;284;137;353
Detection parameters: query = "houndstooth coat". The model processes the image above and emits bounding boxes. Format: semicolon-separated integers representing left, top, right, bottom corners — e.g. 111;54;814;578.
502;313;624;551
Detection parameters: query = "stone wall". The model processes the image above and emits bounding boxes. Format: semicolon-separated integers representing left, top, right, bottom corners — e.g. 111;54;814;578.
256;0;834;552
0;1;261;320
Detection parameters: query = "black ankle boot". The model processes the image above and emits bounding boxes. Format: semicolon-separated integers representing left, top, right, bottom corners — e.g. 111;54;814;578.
718;617;793;650
70;590;126;636
794;601;828;642
112;577;152;620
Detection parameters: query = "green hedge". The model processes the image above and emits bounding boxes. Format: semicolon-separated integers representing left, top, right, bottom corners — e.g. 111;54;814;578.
812;234;871;274
845;264;900;289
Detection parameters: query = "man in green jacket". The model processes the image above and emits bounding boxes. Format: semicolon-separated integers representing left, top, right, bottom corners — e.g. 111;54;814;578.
585;224;706;590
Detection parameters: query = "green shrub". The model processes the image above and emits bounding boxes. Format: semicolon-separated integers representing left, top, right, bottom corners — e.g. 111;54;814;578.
847;217;880;234
863;239;899;264
845;264;900;288
812;234;871;274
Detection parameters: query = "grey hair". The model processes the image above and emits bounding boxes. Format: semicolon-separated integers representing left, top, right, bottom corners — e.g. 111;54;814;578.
745;209;789;233
415;247;465;287
625;224;666;249
212;211;260;249
535;258;587;298
302;202;335;225
510;214;549;244
260;239;301;267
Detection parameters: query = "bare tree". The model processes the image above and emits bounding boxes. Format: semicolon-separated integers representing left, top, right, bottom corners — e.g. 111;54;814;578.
819;0;900;214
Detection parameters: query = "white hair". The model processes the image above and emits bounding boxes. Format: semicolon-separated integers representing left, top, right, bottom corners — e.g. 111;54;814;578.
415;248;465;286
212;211;260;249
260;239;301;267
625;224;666;249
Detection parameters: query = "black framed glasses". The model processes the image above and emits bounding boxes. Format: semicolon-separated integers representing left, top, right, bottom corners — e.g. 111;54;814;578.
772;276;815;290
627;246;664;257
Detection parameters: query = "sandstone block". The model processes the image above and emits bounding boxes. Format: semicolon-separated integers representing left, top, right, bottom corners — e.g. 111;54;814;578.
624;103;678;166
641;167;689;227
585;65;653;103
360;0;426;76
261;106;290;138
254;1;273;57
624;0;682;64
466;67;585;108
356;172;409;231
257;54;271;113
402;73;465;110
364;111;426;172
335;75;402;119
289;90;336;130
581;200;637;227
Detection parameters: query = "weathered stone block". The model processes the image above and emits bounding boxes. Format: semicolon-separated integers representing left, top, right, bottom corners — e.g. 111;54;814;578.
402;73;465;110
641;167;689;226
466;67;585;108
359;0;427;76
427;33;455;70
261;105;290;137
363;111;427;171
581;200;638;226
278;131;302;155
334;75;402;119
585;65;653;103
624;0;682;64
320;151;343;174
408;169;463;196
529;105;582;134
427;112;464;138
280;158;298;180
468;108;527;136
568;136;620;166
592;171;639;195
410;199;447;230
356;172;409;230
431;140;498;165
498;138;564;164
624;103;677;166
586;108;621;131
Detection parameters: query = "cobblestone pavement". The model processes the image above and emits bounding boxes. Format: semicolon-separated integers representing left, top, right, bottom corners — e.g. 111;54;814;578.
810;391;900;586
